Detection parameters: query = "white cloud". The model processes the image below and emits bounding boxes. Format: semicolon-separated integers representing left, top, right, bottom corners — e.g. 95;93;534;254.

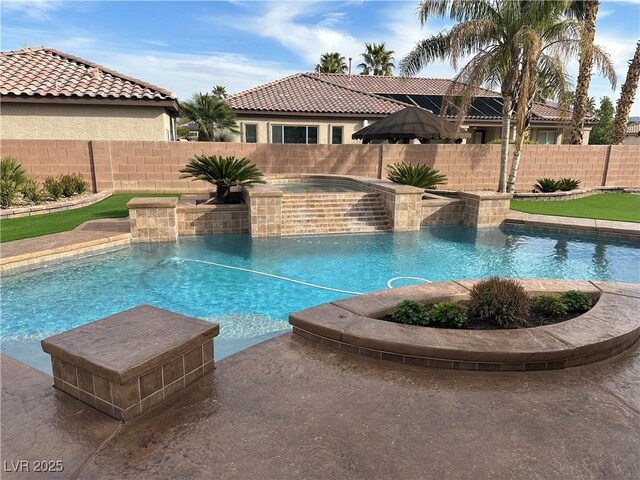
141;39;169;48
1;0;64;20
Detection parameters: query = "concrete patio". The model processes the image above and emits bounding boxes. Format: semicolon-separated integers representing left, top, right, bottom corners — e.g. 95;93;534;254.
2;331;639;479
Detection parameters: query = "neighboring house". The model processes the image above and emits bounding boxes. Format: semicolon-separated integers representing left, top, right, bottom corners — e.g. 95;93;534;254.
623;123;640;145
228;73;594;145
0;46;179;141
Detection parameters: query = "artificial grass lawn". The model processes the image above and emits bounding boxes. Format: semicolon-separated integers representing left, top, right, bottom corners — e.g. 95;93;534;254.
510;193;640;223
0;194;180;243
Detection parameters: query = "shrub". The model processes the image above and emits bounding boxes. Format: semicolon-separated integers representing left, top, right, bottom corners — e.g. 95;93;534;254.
44;176;64;200
561;290;592;312
386;162;447;189
180;155;265;203
20;177;45;203
558;177;581;191
534;178;561;193
429;301;468;328
0;157;28;207
59;173;89;197
534;295;569;319
469;277;532;328
392;300;430;326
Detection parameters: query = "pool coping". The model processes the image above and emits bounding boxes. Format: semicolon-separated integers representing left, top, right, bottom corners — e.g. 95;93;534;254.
289;279;640;371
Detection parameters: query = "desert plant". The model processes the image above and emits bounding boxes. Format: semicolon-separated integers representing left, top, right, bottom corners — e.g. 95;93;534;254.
20;177;45;203
386;162;447;189
534;294;569;319
179;155;265;203
561;290;592;312
469;277;532;328
0;157;28;207
429;301;468;328
534;178;561;193
43;176;64;201
59;173;89;197
558;178;581;191
392;300;430;326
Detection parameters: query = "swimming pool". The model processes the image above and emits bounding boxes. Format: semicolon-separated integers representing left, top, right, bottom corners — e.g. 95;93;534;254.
273;180;367;194
2;226;639;373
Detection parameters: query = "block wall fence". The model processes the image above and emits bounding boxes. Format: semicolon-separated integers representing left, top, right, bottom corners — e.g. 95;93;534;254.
1;140;638;192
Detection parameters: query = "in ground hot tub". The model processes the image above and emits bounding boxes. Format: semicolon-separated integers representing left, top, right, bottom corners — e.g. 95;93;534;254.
271;179;368;194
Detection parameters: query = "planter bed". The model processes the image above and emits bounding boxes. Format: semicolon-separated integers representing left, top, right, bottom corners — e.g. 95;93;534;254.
289;279;640;371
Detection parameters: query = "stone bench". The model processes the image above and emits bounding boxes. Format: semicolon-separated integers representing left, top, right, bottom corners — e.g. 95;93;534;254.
41;305;220;421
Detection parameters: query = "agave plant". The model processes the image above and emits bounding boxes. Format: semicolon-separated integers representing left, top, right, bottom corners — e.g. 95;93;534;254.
557;178;581;192
386;162;447;189
179;155;265;203
1;157;28;208
534;178;561;193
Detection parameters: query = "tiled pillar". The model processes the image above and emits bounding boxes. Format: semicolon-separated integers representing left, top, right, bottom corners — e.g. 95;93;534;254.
379;184;424;231
459;192;513;227
243;184;283;237
127;197;178;242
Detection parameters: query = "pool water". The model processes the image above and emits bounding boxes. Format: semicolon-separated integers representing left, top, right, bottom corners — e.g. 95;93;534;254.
273;180;366;194
2;226;639;373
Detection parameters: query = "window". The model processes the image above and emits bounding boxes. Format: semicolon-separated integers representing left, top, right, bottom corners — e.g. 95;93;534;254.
537;130;557;145
271;125;318;144
244;124;257;143
331;126;343;144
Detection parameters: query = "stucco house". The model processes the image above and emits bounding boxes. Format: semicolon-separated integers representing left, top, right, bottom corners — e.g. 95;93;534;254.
228;73;593;145
0;47;178;141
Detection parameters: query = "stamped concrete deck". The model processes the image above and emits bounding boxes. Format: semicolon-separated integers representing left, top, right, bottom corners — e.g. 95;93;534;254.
2;331;639;479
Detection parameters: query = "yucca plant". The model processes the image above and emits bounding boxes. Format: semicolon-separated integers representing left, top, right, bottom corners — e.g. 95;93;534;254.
386;162;447;189
1;157;28;207
179;155;265;203
557;178;581;192
534;178;561;193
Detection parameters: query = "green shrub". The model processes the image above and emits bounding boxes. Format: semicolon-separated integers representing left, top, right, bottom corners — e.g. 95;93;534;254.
59;173;89;197
469;277;532;328
534;294;569;319
558;178;581;191
0;157;28;208
392;300;430;326
20;177;45;203
429;301;468;328
534;178;561;193
43;176;64;200
386;162;447;189
561;290;592;312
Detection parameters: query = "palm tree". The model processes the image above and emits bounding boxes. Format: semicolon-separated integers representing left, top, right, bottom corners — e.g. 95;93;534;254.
316;52;347;74
401;0;614;192
358;42;395;76
211;85;228;99
570;0;603;144
612;41;640;145
179;93;239;142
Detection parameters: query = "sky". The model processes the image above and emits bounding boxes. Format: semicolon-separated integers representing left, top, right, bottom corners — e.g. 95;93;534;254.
2;0;640;115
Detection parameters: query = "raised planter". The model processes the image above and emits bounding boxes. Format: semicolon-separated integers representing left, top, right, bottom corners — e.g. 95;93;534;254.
512;186;625;201
289;279;640;371
0;190;112;219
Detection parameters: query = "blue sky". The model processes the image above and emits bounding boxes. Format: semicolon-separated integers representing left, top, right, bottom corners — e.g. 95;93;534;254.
2;0;640;114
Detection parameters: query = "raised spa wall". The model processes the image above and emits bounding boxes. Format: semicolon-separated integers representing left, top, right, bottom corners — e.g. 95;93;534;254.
127;175;513;242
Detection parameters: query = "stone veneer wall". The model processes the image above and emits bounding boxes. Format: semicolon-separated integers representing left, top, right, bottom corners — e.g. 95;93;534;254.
459;192;513;227
128;197;178;242
2;140;638;193
243;184;283;238
380;189;423;231
177;203;249;236
421;196;465;225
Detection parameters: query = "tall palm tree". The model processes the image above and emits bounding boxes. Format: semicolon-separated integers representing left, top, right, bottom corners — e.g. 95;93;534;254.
179;93;239;142
315;52;347;74
570;0;602;144
358;42;395;76
612;41;640;145
401;0;614;192
211;85;228;99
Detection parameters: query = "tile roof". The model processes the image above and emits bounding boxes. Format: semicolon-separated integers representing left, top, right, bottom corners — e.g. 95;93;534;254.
0;46;177;104
229;72;581;123
312;73;501;98
229;73;408;115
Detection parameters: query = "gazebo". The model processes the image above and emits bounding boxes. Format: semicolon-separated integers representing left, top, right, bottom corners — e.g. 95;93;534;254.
353;106;467;144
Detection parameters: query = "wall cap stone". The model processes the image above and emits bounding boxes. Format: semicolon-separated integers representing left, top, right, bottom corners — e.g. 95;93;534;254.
127;197;178;209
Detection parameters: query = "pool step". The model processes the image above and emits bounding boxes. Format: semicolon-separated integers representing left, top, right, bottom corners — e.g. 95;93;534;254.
280;192;391;236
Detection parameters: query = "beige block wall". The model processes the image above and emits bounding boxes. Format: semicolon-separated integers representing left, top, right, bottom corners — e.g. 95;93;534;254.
235;115;371;145
1;103;173;141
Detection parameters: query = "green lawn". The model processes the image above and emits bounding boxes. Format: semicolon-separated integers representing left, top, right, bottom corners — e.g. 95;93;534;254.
0;194;180;243
510;193;640;223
